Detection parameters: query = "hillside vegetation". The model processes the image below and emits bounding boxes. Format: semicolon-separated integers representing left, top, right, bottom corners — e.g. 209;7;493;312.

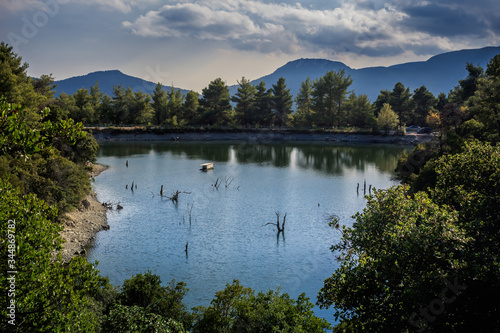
1;41;500;332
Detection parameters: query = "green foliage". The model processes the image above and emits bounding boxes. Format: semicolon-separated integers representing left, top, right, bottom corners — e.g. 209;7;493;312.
200;78;233;125
432;141;500;271
0;42;51;113
318;186;470;332
193;279;330;333
345;93;375;128
0;98;45;158
411;85;437;126
376;103;399;133
294;77;314;127
120;271;193;330
312;70;353;127
465;76;500;143
270;77;293;127
0;180;105;332
102;305;186;333
451;62;484;103
42;118;99;164
322;140;500;331
253;81;273;126
152;82;169;125
182;90;199;124
0;98;98;212
232;77;257;126
389;82;412;127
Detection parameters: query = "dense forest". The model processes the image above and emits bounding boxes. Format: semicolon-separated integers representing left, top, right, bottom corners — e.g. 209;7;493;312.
1;40;500;332
10;44;477;132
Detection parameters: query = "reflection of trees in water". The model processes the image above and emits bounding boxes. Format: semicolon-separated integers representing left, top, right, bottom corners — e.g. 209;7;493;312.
98;142;230;162
295;145;407;174
99;142;407;175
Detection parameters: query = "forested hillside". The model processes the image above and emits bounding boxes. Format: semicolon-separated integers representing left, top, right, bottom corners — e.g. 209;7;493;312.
2;40;500;332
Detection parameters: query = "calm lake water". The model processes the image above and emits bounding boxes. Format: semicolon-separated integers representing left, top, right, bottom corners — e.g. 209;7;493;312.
87;141;407;324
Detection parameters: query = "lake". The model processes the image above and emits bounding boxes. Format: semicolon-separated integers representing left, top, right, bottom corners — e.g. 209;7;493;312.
86;141;407;324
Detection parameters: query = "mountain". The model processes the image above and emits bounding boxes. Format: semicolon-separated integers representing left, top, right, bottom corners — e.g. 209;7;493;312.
55;47;500;103
241;46;500;102
54;70;190;97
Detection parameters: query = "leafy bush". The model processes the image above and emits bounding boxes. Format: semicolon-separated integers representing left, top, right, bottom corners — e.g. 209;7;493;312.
0;180;105;332
102;305;186;333
193;279;331;333
120;271;193;330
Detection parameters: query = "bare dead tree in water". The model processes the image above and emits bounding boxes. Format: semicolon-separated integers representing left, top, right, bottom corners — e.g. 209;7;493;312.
264;212;287;235
224;176;234;189
187;203;194;226
162;190;191;203
213;177;222;190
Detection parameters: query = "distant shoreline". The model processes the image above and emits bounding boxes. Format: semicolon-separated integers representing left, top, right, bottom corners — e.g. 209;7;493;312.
89;127;434;146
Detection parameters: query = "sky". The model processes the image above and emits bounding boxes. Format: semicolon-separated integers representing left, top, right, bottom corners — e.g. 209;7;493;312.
1;0;499;92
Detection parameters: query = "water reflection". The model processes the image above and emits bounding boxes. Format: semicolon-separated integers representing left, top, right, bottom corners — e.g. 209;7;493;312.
98;142;408;175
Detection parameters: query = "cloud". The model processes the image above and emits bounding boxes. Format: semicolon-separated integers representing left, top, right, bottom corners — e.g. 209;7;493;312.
400;3;489;38
122;1;405;54
121;0;499;58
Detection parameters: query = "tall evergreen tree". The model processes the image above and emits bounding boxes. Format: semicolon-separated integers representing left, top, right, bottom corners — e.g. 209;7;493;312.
346;93;375;128
130;91;153;124
200;78;232;125
253;81;273;127
73;88;95;123
411;86;437;126
294;77;314;127
152;82;168;125
182;90;199;124
167;86;184;126
89;82;103;123
373;89;391;117
451;62;484;103
312;70;352;127
270;77;293;127
232;77;257;126
389;82;412;127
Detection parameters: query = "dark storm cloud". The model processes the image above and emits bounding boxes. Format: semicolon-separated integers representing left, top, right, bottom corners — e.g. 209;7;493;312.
401;3;489;38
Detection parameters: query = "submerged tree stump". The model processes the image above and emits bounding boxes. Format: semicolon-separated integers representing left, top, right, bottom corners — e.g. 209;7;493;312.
264;212;287;235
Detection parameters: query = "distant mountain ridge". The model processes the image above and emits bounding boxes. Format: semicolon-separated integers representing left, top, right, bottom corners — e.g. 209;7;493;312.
247;46;500;101
54;70;190;97
54;46;500;102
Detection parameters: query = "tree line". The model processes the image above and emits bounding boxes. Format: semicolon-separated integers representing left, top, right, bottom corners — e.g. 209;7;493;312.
47;64;470;132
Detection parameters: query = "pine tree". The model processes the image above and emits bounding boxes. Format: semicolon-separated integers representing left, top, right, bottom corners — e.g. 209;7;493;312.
270;77;293;127
231;77;257;126
294;77;314;127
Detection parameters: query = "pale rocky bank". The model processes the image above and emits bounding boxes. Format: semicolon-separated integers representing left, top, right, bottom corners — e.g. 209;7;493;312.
59;163;108;263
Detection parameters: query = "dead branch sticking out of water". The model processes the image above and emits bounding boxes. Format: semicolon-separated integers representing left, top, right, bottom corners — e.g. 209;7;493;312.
187;203;193;226
163;190;191;203
264;212;287;235
224;176;234;189
213;177;222;190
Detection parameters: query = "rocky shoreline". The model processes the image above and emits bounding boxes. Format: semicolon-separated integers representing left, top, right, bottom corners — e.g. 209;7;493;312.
92;128;434;146
59;163;109;263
